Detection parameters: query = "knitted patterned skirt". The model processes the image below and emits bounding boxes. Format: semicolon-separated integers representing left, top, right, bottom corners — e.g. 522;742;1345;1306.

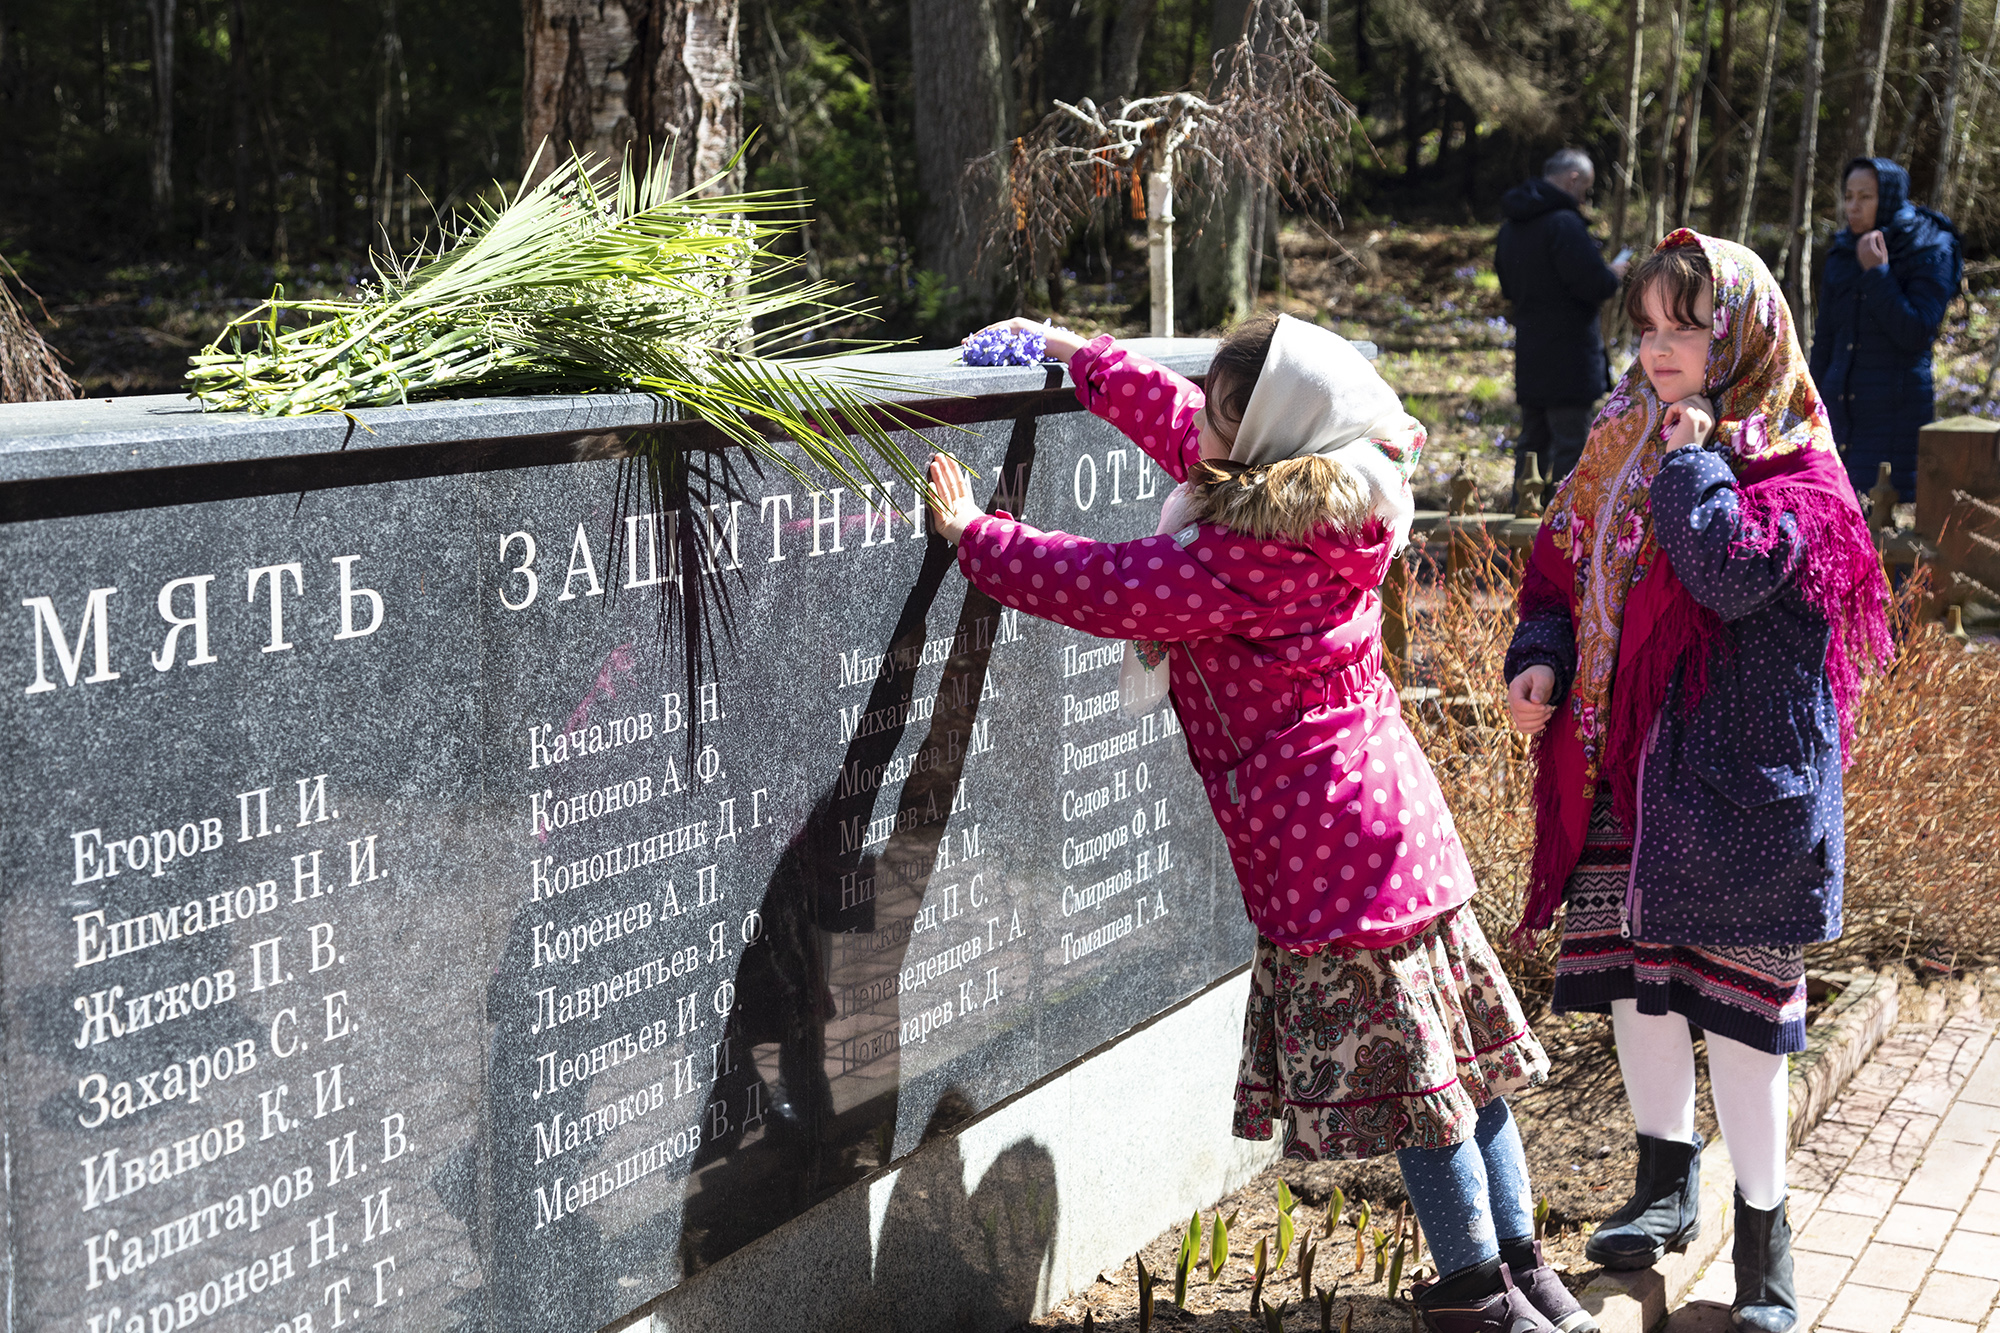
1551;787;1809;1054
1234;904;1549;1161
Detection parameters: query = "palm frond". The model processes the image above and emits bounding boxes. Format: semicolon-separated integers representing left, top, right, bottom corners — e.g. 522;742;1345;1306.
185;144;941;496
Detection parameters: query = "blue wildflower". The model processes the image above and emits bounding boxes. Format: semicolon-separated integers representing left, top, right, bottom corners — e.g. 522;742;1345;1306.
960;326;1048;366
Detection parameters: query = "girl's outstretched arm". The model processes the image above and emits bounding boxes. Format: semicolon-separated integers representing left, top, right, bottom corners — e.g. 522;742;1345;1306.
959;515;1265;642
1067;335;1204;482
930;456;1361;644
959;320;1205;480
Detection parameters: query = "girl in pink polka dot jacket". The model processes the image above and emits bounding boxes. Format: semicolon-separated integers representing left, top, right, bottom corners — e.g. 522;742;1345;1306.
931;315;1582;1333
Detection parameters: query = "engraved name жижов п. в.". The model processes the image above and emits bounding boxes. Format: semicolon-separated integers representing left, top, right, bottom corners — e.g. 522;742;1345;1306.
0;386;1245;1333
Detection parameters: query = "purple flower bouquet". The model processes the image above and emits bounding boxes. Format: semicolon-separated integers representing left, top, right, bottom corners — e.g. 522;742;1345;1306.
960;325;1048;367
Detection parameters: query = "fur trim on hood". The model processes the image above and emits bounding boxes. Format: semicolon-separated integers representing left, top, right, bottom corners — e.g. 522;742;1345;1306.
1187;439;1418;546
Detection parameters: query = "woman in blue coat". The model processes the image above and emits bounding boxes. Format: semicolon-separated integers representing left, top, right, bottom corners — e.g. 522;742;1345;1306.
1809;158;1962;501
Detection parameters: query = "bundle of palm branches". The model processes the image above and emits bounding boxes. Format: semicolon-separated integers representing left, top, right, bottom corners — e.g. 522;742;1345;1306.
186;146;924;495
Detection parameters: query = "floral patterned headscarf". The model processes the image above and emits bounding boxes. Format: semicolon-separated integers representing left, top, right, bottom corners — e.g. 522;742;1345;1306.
1518;229;1892;936
1540;230;1832;780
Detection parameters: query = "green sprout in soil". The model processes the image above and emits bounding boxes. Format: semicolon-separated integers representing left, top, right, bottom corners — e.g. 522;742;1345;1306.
1213;1207;1238;1281
1315;1283;1341;1333
1136;1254;1155;1333
1250;1236;1270;1315
1276;1178;1298;1272
1176;1211;1201;1307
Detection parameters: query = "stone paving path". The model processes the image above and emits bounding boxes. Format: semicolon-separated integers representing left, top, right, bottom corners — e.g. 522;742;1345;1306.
1672;984;2000;1332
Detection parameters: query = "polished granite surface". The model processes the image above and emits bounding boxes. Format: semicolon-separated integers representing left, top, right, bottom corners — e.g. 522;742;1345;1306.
0;344;1250;1333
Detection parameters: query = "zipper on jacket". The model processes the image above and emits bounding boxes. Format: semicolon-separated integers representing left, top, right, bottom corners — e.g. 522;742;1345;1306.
1622;713;1664;940
1183;645;1247;807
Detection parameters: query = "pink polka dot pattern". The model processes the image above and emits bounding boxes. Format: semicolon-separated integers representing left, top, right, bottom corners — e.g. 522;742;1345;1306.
953;335;1467;954
1067;334;1206;483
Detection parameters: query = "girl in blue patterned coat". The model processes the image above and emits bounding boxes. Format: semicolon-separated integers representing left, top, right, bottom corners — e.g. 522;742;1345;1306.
1504;232;1892;1333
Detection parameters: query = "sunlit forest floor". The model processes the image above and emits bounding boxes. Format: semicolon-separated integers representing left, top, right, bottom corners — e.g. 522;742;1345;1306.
24;228;1999;515
1047;224;2000;514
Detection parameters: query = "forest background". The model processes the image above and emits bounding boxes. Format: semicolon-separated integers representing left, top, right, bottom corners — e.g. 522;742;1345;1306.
1;0;1995;401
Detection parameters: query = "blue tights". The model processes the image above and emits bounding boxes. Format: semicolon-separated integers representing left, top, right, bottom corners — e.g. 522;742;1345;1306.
1394;1097;1535;1279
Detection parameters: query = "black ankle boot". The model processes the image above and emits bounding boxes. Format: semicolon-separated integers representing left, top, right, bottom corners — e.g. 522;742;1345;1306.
1731;1189;1797;1331
1583;1131;1704;1270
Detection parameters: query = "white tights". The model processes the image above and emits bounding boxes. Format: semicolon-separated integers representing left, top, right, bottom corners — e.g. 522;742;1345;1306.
1609;999;1789;1211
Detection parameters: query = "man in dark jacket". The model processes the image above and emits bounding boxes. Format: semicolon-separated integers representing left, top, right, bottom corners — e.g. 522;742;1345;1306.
1496;148;1629;489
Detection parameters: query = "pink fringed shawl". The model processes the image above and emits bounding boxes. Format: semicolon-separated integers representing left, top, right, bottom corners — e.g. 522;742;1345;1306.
1516;230;1893;940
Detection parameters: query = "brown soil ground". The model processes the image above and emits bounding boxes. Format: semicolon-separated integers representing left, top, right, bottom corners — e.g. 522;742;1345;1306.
1026;963;1877;1332
1025;1008;1726;1332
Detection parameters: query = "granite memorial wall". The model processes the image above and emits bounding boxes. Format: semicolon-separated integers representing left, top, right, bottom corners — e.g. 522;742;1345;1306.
0;346;1253;1333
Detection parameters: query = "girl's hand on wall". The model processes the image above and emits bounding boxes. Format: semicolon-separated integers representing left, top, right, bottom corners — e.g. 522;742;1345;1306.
1507;665;1558;736
928;454;985;543
1662;394;1716;451
963;317;1089;364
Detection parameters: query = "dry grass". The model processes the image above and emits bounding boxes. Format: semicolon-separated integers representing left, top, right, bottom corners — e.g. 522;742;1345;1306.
1835;568;2000;970
1396;532;2000;1006
1396;530;1559;1008
0;256;79;403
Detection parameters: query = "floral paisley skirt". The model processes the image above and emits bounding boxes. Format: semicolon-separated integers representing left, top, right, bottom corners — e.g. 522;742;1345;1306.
1233;905;1549;1161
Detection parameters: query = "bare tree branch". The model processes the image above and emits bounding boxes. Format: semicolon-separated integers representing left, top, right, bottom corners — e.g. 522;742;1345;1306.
957;6;1357;299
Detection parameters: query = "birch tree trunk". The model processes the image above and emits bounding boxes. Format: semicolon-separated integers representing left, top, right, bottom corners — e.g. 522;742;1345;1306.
521;0;743;197
1731;0;1784;242
1148;147;1176;338
229;0;252;253
1610;0;1648;253
1844;0;1899;162
147;0;175;223
373;0;409;246
1783;0;1826;342
1651;0;1689;242
1942;0;2000;211
1709;0;1739;231
1930;0;1968;205
908;0;1009;308
1677;0;1714;226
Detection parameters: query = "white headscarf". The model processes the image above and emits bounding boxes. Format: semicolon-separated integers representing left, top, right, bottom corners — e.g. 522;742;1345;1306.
1121;316;1423;718
1155;315;1421;549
